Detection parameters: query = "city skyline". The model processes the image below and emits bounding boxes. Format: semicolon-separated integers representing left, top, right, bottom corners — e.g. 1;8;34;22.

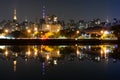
0;0;120;22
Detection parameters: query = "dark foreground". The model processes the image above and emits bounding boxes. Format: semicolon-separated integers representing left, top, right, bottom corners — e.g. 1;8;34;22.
0;39;119;45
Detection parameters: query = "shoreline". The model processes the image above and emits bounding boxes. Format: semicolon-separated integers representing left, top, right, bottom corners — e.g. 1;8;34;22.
0;39;118;45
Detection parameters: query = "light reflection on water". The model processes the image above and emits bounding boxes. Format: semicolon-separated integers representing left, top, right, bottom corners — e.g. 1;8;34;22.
0;44;120;80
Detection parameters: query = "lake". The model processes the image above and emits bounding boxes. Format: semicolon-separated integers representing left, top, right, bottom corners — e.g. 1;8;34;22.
0;44;120;80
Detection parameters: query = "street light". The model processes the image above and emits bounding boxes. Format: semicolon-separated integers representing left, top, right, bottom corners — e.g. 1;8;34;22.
76;30;80;34
34;27;38;31
27;29;31;33
27;29;32;38
4;29;9;33
76;30;80;38
101;30;104;34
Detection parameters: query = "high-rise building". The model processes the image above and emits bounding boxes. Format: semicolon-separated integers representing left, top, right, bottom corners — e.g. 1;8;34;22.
45;15;58;24
42;6;46;19
106;16;109;23
13;9;17;21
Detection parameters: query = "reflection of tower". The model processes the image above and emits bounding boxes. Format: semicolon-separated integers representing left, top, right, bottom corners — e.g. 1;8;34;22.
13;9;17;21
42;5;46;19
13;60;17;72
42;62;45;75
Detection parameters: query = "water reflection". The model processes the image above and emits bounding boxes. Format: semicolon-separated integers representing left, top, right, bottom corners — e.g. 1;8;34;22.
0;44;120;79
0;45;120;71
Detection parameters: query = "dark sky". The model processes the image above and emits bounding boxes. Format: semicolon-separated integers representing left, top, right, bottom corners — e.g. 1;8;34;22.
0;0;120;22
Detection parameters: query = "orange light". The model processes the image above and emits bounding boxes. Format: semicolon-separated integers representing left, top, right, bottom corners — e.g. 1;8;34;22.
27;29;31;33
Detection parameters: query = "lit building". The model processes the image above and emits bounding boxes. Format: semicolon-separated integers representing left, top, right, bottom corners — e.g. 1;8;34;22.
88;18;101;27
45;15;58;24
42;15;62;32
42;24;62;32
77;20;88;30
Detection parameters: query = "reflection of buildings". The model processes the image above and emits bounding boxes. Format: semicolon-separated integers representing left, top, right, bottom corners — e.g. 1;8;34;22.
76;45;117;62
0;44;119;72
13;60;17;72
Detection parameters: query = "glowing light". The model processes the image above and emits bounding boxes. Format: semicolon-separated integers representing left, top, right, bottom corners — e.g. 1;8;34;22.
98;57;100;61
57;50;60;55
54;17;57;22
14;60;17;66
41;36;47;40
41;32;43;34
15;53;18;57
101;30;104;34
27;29;31;33
4;29;9;33
76;50;80;55
5;50;8;56
26;49;31;56
34;27;38;31
13;60;17;72
104;47;107;54
57;29;60;32
0;46;5;49
34;51;38;56
101;50;103;54
75;44;78;46
45;46;54;52
54;60;57;65
25;58;28;62
13;9;17;20
46;55;50;60
75;38;78;40
104;31;109;34
0;35;6;39
47;25;50;28
76;30;80;34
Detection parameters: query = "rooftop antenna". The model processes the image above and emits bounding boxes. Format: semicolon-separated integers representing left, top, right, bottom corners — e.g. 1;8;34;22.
42;1;46;19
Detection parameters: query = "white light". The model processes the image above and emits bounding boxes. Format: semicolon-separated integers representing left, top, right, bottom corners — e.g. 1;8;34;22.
47;25;50;28
104;31;109;34
76;30;79;34
34;52;38;56
46;55;50;60
0;35;6;39
54;60;57;65
34;27;38;31
5;50;8;56
4;29;8;33
0;46;5;49
27;29;31;33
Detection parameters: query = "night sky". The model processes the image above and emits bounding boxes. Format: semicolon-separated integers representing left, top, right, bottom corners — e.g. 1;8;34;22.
0;0;120;22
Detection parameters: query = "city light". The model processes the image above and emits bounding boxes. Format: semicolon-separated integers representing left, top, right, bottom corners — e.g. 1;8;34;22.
0;46;5;49
4;29;9;33
54;60;57;65
13;60;17;72
76;30;80;34
46;55;50;60
27;29;31;33
34;27;38;31
4;50;8;56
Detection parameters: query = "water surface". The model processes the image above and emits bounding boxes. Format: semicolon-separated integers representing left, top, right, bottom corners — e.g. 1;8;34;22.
0;44;120;80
